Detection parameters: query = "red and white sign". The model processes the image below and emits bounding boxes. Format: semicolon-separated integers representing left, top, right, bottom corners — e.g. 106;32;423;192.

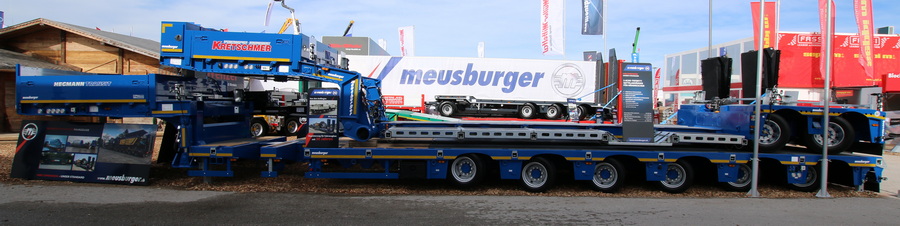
854;0;876;80
777;32;900;88
398;26;415;57
382;95;405;106
540;0;565;55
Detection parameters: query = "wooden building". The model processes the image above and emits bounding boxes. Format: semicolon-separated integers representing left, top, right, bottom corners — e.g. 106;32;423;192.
0;18;163;132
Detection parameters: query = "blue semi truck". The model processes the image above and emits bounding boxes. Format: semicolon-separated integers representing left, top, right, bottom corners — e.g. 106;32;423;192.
13;20;886;194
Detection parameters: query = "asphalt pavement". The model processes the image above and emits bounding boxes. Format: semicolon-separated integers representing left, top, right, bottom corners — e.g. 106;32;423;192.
1;184;899;225
2;133;900;224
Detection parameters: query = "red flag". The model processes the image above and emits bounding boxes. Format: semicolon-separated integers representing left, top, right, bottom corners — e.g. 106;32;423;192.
854;0;876;83
750;2;777;50
95;27;101;31
819;0;836;85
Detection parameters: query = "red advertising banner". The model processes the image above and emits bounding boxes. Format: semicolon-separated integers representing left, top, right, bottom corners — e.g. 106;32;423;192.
854;0;876;80
777;32;900;88
751;2;777;50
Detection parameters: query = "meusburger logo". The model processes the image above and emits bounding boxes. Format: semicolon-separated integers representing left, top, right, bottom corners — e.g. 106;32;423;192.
551;63;585;97
398;63;546;93
21;123;38;141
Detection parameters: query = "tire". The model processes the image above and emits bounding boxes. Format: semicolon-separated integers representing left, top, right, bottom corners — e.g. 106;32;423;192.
282;117;301;136
758;114;791;153
439;101;457;117
785;164;820;192
545;104;564;120
721;164;752;192
654;160;694;193
803;117;854;155
520;157;557;192
519;103;538;119
448;155;487;188
250;118;269;137
575;105;589;120
589;159;626;193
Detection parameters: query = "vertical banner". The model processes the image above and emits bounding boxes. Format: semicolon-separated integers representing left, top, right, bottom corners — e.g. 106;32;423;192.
581;0;603;35
541;0;565;55
653;67;661;107
0;11;4;29
477;42;485;58
750;2;777;50
854;0;875;81
820;0;836;83
398;26;415;57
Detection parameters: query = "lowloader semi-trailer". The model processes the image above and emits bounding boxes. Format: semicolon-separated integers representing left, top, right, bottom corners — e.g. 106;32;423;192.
12;19;886;194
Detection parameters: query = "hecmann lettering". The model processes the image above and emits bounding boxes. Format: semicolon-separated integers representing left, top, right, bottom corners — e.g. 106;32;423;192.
212;40;272;52
53;82;84;87
399;63;545;93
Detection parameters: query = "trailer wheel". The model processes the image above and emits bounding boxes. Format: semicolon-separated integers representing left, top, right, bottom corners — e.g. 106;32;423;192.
545;104;564;120
575;105;590;120
250;118;269;137
785;165;820;192
439;101;457;117
520;157;557;192
519;103;538;119
654;160;694;193
721;164;752;192
449;155;487;188
758;114;790;152
803;117;854;155
283;117;302;136
590;159;626;193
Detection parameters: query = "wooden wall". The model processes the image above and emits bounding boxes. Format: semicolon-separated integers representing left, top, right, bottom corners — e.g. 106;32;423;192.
2;26;162;132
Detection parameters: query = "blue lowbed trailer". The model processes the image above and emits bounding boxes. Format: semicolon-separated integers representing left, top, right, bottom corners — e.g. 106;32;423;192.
12;20;886;194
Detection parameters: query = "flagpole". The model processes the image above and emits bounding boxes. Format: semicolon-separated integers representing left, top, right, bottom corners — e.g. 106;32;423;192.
603;0;608;54
816;0;833;199
708;0;713;58
749;0;765;198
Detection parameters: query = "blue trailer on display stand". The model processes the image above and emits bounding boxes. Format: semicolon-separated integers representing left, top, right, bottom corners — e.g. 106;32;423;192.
13;18;886;194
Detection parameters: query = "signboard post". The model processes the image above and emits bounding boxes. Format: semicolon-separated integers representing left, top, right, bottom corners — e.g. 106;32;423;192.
306;88;341;148
621;63;654;143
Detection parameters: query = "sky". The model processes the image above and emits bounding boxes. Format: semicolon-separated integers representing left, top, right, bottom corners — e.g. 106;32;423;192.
2;0;900;68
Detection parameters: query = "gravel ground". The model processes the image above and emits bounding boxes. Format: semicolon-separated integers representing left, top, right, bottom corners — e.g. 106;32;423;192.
0;138;886;198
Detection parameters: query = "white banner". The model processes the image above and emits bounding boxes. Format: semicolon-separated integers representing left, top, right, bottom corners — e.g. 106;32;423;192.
541;0;565;55
398;26;415;56
347;56;596;107
477;42;485;58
